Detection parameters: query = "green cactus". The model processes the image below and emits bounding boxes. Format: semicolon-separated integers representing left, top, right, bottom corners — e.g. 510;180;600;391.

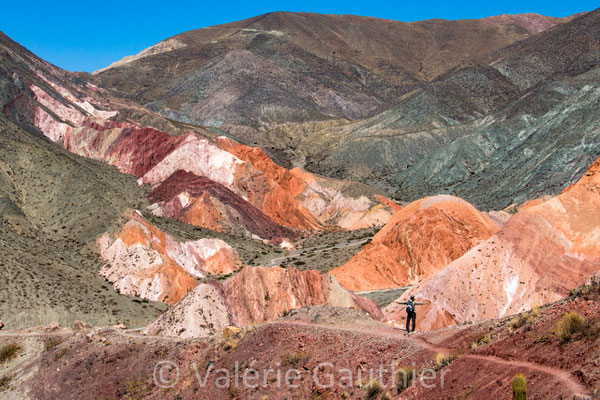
512;374;527;400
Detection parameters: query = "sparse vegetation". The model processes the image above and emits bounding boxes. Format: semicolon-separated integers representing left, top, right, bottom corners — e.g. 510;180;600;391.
123;377;149;400
54;348;68;361
510;307;539;332
397;366;416;393
512;374;527;400
285;352;307;367
434;353;457;371
0;343;21;364
365;379;383;399
224;337;238;351
569;278;600;298
228;386;241;398
44;337;63;351
533;333;551;344
470;334;490;350
581;319;600;340
554;311;585;343
0;374;12;390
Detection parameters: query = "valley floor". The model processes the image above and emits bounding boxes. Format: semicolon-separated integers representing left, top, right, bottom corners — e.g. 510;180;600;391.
1;288;599;399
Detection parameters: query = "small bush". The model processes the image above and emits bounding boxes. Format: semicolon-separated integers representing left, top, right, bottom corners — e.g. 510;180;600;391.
510;312;536;331
397;366;416;393
0;343;21;364
224;337;238;351
582;320;600;340
0;374;12;390
512;373;527;400
54;348;68;361
44;337;63;351
555;312;585;343
533;333;551;344
434;353;457;371
570;279;600;298
285;353;306;367
228;386;241;398
365;379;383;399
471;334;490;350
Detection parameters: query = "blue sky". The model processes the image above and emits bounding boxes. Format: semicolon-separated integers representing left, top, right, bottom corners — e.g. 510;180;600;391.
1;0;596;73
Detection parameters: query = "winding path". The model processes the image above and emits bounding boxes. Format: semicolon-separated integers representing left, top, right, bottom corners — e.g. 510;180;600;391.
278;321;591;399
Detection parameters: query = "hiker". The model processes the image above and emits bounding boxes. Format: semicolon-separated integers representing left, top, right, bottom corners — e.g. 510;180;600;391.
406;295;416;333
398;295;425;334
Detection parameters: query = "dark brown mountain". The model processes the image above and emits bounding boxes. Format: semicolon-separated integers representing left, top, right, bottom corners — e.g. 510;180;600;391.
93;12;573;147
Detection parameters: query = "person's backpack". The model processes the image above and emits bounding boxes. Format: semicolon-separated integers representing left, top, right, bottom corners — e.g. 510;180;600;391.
406;302;414;313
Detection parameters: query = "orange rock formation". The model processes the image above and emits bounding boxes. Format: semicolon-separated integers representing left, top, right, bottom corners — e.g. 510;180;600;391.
330;195;499;291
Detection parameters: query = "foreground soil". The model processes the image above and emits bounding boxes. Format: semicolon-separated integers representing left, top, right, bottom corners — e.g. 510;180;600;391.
2;288;600;399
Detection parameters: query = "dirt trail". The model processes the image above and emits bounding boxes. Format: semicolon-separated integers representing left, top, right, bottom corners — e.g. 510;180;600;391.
0;329;183;343
410;335;590;399
279;321;591;399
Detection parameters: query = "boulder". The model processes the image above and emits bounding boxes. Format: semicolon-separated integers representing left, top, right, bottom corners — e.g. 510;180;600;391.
72;321;91;331
45;321;61;332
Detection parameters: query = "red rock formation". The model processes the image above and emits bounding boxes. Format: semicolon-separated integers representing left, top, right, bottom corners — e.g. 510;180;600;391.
388;159;600;330
0;39;393;238
3;51;393;238
97;211;242;304
144;280;231;338
216;137;394;230
63;120;391;236
330;195;499;291
225;266;383;326
144;266;383;337
148;170;298;242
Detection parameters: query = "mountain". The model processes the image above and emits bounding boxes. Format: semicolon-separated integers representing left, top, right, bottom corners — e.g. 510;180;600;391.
0;26;394;329
91;10;600;213
305;9;600;210
144;265;382;338
97;211;242;305
2;7;600;399
386;156;600;330
92;12;573;153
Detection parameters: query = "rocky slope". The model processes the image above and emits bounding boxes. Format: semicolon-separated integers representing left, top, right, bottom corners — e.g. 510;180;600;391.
144;266;382;338
387;157;600;330
64;119;392;237
0;28;393;241
0;114;167;329
330;195;499;291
